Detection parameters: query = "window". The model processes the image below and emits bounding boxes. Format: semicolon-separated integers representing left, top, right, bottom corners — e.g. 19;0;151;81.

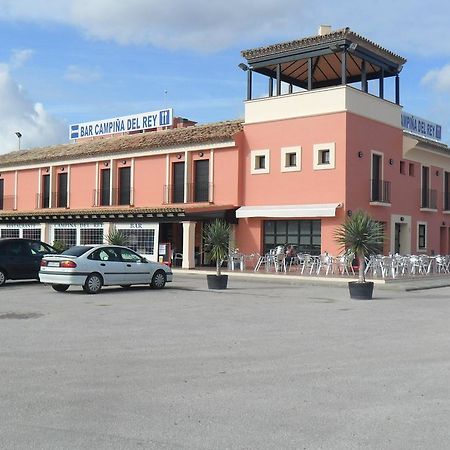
23;229;41;240
1;229;20;238
263;220;321;255
194;159;209;202
172;162;185;203
417;223;427;251
119;247;142;262
421;166;436;209
42;174;50;208
118;167;131;205
251;149;270;174
100;169;110;206
281;146;301;172
445;172;450;210
80;228;104;245
54;229;77;248
120;229;155;255
409;163;415;176
319;150;330;164
89;247;121;261
313;143;335;170
57;172;68;208
29;241;57;255
400;161;406;175
0;179;3;210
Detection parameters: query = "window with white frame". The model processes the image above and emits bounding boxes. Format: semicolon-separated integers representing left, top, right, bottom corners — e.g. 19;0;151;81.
417;222;427;251
281;146;301;172
313;143;335;170
251;149;270;174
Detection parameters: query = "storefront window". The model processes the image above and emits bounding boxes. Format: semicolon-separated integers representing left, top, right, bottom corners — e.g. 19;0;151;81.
54;229;77;248
263;220;321;255
121;229;155;255
80;228;104;245
1;229;20;238
22;229;42;240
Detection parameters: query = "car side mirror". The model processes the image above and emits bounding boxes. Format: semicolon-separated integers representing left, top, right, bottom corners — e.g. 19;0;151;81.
141;257;148;263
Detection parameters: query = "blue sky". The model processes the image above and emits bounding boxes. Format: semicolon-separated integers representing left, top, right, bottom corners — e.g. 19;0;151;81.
0;0;449;153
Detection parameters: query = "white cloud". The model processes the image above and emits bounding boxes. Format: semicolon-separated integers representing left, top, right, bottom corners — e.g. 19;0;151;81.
0;65;66;154
0;0;449;55
10;49;34;68
64;65;101;83
421;65;450;92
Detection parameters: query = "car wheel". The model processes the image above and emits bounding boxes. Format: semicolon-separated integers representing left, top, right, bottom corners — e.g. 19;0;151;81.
150;270;166;289
120;284;131;289
0;269;6;287
83;273;103;294
52;284;70;292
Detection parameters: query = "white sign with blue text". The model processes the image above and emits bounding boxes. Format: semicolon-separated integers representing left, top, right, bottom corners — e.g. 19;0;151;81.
401;112;442;142
69;109;173;139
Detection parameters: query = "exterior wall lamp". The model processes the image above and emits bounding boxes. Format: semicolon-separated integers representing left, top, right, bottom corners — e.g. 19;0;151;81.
357;151;363;158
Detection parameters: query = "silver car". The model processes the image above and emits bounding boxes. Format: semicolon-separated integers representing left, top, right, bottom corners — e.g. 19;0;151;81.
39;245;173;294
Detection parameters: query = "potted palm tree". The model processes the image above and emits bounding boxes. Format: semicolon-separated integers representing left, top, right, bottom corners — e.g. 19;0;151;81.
334;210;384;300
203;219;231;289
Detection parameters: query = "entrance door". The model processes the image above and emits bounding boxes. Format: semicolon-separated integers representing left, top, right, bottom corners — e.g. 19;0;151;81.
394;223;401;254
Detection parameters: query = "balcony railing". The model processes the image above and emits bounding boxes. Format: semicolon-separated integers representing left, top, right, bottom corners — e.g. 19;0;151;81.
420;188;437;209
0;195;16;211
370;179;391;203
92;188;134;206
163;183;212;204
36;192;67;209
36;192;52;209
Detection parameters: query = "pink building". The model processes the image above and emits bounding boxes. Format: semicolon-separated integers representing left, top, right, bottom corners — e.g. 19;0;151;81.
1;27;449;266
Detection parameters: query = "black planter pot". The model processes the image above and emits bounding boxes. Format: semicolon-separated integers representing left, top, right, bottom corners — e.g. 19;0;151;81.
207;274;228;290
348;281;374;300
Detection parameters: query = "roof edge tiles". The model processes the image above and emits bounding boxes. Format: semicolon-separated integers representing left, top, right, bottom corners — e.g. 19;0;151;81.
241;27;406;66
0;206;185;220
0;120;244;168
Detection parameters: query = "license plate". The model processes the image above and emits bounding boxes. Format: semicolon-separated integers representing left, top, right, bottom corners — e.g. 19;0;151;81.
48;262;60;267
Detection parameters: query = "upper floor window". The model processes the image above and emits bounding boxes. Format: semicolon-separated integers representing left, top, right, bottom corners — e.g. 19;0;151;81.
57;172;68;208
313;143;335;170
251;149;270;174
281;146;301;172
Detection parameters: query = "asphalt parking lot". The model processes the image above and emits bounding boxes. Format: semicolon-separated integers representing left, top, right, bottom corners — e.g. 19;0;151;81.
0;275;449;449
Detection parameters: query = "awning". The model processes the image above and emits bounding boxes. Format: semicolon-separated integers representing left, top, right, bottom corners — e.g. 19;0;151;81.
235;203;342;219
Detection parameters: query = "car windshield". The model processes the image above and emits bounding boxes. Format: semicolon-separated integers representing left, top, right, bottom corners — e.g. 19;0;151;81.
62;246;94;257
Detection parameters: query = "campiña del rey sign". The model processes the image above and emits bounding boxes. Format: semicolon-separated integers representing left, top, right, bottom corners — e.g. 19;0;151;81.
69;108;173;139
401;112;442;141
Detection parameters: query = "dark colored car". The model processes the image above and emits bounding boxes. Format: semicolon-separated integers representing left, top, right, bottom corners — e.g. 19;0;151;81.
0;238;58;286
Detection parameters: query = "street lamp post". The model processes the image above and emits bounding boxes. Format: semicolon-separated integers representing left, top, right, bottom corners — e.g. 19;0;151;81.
15;132;22;150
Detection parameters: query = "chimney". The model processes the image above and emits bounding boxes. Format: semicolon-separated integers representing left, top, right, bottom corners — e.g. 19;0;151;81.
318;25;332;36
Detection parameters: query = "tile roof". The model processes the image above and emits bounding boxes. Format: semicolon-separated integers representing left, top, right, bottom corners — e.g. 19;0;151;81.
0;206;185;219
0;120;243;168
242;27;406;66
